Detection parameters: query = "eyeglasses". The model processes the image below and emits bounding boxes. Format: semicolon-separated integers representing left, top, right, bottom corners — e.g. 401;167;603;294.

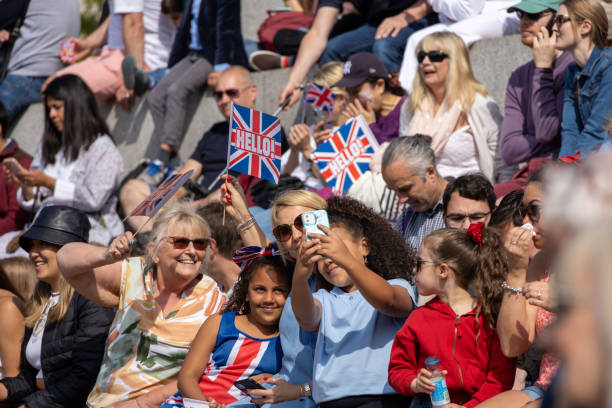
417;50;448;64
416;257;435;272
165;236;210;251
553;14;571;27
214;86;250;101
445;212;491;225
272;215;304;242
520;202;541;223
516;10;549;20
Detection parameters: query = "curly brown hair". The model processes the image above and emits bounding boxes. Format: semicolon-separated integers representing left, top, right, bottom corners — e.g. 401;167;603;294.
423;227;508;328
325;196;416;281
223;253;293;315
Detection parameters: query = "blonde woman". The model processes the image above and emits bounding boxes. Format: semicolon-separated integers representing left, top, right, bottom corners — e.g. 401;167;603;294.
0;206;115;407
283;61;349;190
222;184;327;406
400;31;503;181
0;257;37;302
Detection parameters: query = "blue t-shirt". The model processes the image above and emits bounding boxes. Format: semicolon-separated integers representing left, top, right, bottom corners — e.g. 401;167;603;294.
305;278;416;403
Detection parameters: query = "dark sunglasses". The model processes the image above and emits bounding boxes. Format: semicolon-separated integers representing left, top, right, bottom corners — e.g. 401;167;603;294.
553;14;571;27
446;212;491;225
415;257;435;272
272;216;304;242
520;202;542;223
214;88;241;101
417;50;448;64
516;10;548;20
165;236;210;251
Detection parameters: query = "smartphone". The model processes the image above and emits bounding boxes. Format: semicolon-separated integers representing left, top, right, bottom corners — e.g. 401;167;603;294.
182;397;210;408
545;13;556;35
234;378;265;392
60;40;75;63
301;209;330;241
3;157;25;176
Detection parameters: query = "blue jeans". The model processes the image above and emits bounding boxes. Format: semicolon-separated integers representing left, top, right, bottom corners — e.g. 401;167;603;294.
0;74;47;121
319;16;437;72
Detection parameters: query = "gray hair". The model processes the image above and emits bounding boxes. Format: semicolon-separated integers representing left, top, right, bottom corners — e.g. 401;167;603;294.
381;134;437;177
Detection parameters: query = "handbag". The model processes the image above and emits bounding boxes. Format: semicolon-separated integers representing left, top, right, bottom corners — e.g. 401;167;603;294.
257;10;314;53
0;0;32;82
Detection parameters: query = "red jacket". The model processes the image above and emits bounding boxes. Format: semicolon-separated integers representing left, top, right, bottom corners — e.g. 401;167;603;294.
388;298;515;408
0;139;32;235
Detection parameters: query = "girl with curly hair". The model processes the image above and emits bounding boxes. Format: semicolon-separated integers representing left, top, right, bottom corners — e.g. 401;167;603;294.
388;224;515;408
292;196;417;407
162;251;292;408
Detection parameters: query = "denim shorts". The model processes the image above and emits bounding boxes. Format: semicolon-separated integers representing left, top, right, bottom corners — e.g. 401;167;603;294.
522;385;545;400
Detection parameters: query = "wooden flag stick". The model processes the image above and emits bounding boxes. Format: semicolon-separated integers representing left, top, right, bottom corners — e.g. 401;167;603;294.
222;170;230;225
132;216;153;239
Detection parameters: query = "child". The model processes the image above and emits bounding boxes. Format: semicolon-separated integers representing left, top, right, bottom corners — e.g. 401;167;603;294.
292;196;417;407
388;224;515;407
161;247;292;407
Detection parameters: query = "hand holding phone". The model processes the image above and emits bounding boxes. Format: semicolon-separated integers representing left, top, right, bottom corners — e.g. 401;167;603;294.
301;209;330;241
234;378;266;398
3;157;26;176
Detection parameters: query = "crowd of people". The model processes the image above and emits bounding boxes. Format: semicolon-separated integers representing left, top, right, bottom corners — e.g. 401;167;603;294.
0;0;611;407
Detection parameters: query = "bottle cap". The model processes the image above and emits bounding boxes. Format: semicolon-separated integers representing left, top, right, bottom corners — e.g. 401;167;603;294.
425;356;439;365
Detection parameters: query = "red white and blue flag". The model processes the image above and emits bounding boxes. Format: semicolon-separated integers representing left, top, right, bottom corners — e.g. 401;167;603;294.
127;169;194;218
305;82;335;115
311;115;379;195
227;103;282;183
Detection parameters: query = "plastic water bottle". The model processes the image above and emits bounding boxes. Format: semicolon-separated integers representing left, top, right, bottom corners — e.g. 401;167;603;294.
425;356;451;407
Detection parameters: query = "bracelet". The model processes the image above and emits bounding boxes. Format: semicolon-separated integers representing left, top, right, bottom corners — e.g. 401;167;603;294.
238;216;256;233
301;383;312;397
501;281;523;295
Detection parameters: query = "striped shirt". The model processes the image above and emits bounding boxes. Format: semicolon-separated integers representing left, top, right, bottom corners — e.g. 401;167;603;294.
395;200;445;251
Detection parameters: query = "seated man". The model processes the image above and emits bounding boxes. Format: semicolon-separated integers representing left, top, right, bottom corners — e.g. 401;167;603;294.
279;0;437;108
46;0;175;110
0;0;80;122
381;134;448;251
442;173;496;230
120;66;258;231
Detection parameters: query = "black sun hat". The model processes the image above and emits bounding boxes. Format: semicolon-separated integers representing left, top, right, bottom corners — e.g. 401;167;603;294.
19;205;91;252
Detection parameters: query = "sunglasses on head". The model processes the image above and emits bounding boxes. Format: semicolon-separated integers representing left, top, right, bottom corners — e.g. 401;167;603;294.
272;215;304;242
520;202;541;223
165;236;210;251
516;10;549;20
417;50;448;64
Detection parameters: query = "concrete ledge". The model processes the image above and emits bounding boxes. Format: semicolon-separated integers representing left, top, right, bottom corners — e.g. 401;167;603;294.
9;35;533;178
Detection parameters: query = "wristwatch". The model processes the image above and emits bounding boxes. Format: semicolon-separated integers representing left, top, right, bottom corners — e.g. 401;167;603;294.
302;383;312;397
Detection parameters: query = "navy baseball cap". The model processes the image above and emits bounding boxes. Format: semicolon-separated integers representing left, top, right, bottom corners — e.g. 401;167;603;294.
333;52;390;89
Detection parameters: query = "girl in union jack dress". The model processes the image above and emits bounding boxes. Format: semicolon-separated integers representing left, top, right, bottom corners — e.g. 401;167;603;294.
161;249;292;407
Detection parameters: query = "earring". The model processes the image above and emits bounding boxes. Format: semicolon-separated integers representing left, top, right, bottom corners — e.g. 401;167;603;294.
364;255;368;265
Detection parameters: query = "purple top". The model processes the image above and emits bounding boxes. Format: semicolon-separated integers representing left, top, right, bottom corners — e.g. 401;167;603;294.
371;95;406;144
500;52;574;165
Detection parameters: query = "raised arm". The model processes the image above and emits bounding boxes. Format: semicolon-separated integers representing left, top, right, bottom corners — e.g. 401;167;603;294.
56;232;135;308
291;239;323;331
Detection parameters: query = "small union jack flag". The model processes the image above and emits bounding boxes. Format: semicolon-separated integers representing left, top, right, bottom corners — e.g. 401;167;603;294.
128;169;194;218
311;115;379;195
305;82;335;115
227;103;282;183
232;244;281;272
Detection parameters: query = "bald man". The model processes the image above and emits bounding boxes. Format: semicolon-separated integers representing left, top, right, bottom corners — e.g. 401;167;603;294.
120;66;258;231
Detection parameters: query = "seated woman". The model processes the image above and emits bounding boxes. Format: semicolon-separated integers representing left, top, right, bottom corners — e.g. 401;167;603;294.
0;265;25;380
333;52;405;144
162;248;292;407
56;203;227;408
556;0;611;157
2;74;124;252
0;205;115;407
399;32;502;182
282;61;348;191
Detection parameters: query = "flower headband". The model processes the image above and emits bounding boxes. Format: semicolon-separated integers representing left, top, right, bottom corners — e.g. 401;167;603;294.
467;222;485;246
232;244;281;272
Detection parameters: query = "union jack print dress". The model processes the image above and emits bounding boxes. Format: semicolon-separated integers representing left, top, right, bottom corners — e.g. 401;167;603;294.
161;311;282;407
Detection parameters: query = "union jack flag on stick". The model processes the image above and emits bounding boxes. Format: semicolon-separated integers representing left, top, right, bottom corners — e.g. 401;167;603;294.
227;103;282;183
311;115;379;195
126;169;194;219
305;82;335;116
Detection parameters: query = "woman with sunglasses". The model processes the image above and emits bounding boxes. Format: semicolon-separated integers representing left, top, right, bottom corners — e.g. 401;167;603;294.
222;183;326;407
554;0;611;158
56;203;227;408
400;31;503;182
479;166;560;407
0;205;115;408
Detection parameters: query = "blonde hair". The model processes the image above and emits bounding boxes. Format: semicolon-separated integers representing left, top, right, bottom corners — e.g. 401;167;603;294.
25;272;74;329
312;61;348;98
270;190;327;228
562;0;608;47
411;32;487;113
0;257;36;302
